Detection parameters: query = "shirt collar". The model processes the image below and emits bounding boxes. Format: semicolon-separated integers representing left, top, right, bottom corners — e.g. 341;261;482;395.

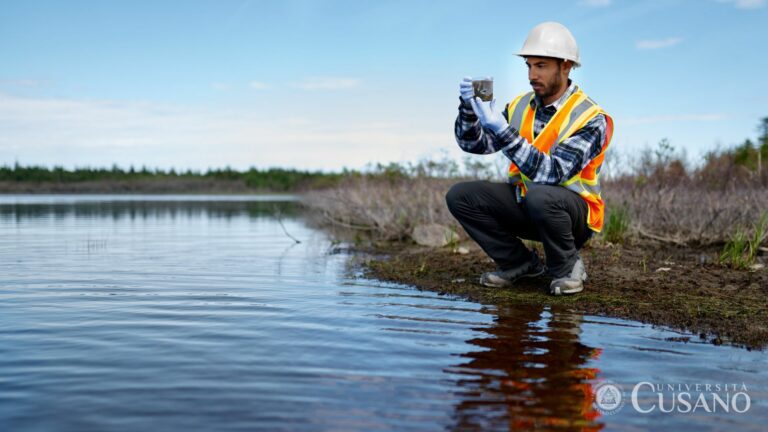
531;79;578;111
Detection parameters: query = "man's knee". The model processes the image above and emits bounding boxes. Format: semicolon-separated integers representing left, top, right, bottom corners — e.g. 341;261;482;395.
445;181;480;213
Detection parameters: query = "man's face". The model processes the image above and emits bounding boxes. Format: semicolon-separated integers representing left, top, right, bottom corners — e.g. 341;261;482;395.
525;56;567;100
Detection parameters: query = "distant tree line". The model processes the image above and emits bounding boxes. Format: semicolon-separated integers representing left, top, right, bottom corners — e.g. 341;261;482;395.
0;164;353;192
617;117;768;189
732;117;768;175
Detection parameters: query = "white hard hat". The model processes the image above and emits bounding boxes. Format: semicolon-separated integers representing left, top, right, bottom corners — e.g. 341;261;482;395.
517;22;580;67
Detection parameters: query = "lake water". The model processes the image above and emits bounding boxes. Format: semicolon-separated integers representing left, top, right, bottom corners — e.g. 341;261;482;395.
1;195;765;431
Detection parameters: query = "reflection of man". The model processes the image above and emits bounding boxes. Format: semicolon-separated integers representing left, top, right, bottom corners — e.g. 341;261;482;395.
447;305;603;430
446;22;614;295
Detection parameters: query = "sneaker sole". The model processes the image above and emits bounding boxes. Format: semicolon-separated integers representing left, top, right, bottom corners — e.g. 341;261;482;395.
479;267;546;288
550;284;584;296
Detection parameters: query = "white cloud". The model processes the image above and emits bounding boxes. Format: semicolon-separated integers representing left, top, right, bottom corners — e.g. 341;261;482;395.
717;0;766;9
292;77;361;90
621;114;728;126
248;81;268;90
635;37;683;50
0;93;447;171
580;0;612;7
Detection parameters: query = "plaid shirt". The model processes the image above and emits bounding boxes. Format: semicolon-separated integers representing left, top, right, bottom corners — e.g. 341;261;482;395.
455;80;608;200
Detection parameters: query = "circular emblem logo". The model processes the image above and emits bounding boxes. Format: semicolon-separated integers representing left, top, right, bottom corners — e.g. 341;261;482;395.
593;380;626;415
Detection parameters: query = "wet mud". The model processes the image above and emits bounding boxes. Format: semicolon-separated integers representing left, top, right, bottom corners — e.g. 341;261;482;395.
359;240;768;350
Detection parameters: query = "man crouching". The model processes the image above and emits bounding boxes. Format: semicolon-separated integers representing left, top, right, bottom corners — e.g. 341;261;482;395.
447;21;614;295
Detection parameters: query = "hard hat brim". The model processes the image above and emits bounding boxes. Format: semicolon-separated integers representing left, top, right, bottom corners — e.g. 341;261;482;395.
517;51;580;68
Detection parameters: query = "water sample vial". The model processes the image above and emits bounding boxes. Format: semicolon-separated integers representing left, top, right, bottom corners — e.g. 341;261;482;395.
472;77;493;102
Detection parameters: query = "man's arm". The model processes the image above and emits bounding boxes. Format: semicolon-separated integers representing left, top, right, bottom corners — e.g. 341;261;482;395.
496;113;608;183
454;97;524;154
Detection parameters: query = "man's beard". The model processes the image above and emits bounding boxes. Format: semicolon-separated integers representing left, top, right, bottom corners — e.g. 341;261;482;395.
532;73;562;100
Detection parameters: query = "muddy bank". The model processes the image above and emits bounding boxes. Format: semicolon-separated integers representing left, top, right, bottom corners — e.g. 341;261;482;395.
358;239;768;350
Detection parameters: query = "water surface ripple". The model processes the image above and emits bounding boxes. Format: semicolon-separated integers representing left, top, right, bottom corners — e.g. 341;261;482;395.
0;195;765;431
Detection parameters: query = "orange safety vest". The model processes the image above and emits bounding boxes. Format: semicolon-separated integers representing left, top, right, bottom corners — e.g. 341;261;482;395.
505;88;614;232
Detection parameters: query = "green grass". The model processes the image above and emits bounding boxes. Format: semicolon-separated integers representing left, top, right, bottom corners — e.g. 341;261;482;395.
720;212;768;269
603;204;631;244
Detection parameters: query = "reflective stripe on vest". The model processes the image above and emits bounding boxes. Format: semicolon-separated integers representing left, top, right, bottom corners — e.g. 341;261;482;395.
505;89;614;232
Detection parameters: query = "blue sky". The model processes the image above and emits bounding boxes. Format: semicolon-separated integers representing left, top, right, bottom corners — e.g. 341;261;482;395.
1;0;767;171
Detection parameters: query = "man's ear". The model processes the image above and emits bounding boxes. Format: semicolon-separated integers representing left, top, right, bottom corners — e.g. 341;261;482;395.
561;60;573;76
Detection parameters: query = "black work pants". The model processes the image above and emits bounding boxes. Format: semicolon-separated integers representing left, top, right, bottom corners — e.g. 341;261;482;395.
445;180;592;278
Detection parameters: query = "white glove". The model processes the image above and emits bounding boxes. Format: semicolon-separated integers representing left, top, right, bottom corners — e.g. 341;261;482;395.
459;76;475;103
470;97;508;134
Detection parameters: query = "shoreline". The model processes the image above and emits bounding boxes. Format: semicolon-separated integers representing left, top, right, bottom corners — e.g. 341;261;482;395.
355;239;768;351
0;180;292;195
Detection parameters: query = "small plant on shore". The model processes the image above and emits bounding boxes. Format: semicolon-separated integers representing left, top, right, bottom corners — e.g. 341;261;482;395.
720;212;768;269
445;226;461;250
603;204;631;244
720;229;751;269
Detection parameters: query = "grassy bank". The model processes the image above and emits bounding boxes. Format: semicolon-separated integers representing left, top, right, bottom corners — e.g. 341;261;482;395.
361;240;767;350
303;139;768;349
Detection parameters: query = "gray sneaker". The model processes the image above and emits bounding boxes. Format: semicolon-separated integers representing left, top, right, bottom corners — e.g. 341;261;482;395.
549;257;588;296
480;251;545;288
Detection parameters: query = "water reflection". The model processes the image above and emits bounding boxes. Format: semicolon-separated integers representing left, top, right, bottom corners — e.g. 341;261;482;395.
0;199;298;221
1;195;766;431
449;305;603;431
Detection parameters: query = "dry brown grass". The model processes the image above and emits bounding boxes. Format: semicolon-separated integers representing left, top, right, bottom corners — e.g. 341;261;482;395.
603;180;768;245
601;139;768;245
303;175;459;241
305;162;767;247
